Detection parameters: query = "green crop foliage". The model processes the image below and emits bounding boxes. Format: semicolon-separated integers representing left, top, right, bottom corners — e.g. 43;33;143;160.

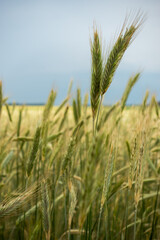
0;12;159;240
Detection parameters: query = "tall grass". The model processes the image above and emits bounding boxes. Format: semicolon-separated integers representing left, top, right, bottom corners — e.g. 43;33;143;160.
0;12;159;240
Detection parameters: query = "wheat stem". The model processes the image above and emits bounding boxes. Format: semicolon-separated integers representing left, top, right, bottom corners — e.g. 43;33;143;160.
134;204;138;240
95;95;103;135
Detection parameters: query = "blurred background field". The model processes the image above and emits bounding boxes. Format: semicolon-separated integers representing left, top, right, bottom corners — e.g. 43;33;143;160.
0;89;160;239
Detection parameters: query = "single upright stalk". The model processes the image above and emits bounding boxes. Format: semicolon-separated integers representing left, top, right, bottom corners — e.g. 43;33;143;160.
134;204;138;240
68;229;70;240
96;206;103;240
95;95;103;135
16;144;19;188
93;117;95;137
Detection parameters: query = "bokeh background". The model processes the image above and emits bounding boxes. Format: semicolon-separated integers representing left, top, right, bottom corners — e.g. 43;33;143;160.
0;0;160;105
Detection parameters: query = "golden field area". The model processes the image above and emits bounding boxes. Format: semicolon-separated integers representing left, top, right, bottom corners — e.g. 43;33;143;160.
0;93;160;239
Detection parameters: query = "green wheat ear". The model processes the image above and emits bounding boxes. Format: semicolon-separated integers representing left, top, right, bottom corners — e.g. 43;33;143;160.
42;89;56;123
100;14;144;96
121;73;140;111
141;90;149;114
90;27;103;121
27;126;41;177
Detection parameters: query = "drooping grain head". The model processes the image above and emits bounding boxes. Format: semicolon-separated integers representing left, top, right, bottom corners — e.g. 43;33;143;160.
100;14;144;96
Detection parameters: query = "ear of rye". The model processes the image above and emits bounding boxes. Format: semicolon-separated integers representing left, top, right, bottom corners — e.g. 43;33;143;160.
90;28;103;120
27;126;41;177
121;73;140;111
100;16;143;96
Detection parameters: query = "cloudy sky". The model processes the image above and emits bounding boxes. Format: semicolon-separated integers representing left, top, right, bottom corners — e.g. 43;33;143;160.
0;0;160;104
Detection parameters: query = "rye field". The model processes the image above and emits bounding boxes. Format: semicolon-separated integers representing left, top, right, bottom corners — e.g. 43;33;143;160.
0;13;160;240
